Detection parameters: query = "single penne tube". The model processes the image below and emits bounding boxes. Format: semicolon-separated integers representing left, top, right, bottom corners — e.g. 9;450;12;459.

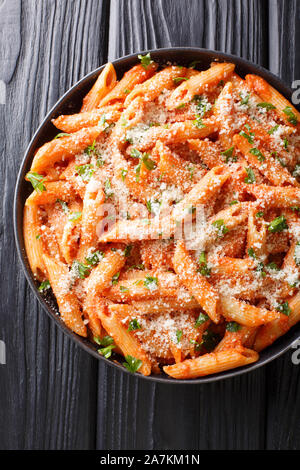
245;74;300;128
173;240;221;323
253;316;290;352
82;294;104;339
220;295;280;326
187;139;224;168
25;181;76;206
23;205;46;280
213;81;235;149
81;62;117;112
246;206;267;259
243;184;300;208
233;134;298;187
52;105;122;133
42;253;87;337
99;62;158;107
215;326;258;352
155;141;205;193
104;271;181;302
97;303;152;376
60;200;82;264
30;126;102;172
130;119;218;152
130;297;200;315
124;65;187;106
163;348;258;379
77;183;105;262
85;247;126;296
166;62;235;110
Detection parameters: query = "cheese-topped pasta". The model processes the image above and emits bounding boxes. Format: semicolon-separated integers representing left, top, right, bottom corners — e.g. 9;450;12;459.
23;54;300;378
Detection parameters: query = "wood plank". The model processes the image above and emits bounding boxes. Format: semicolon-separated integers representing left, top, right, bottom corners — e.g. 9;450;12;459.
0;0;110;450
265;0;300;450
98;0;269;450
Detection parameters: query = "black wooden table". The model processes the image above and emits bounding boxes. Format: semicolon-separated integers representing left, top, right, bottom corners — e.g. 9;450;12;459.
1;0;300;450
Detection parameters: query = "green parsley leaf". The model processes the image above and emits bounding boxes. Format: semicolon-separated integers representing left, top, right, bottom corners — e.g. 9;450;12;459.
57;199;69;214
75;164;95;182
221;146;237;163
138;53;153;69
197;251;211;277
99;345;115;358
226;321;241;332
120;286;129;293
124;245;132;257
189;60;201;69
71;261;90;279
194;312;209;328
268;124;279;135
256;211;264;218
255;262;266;278
250;147;265;162
268;215;288;233
123;355;143;373
38;280;50;292
144;275;158;290
112;272;120;285
266;262;280;271
121;169;127;181
128;318;141;331
283;137;289;150
193;116;206;128
212;219;229;236
257;102;276;110
85;250;104;266
84;140;96;156
229;200;239;206
96;156;105;167
94;335;114;347
240;93;250;105
283;106;298;126
176;329;183;343
173;77;189;83
244;167;256;184
54;132;70;139
26;172;46;192
248;247;256;259
275;301;291;316
239;130;254;144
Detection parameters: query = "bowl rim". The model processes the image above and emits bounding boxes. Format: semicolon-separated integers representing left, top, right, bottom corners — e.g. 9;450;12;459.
13;46;300;384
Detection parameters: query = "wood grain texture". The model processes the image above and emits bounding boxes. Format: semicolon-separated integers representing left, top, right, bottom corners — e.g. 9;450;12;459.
0;0;110;450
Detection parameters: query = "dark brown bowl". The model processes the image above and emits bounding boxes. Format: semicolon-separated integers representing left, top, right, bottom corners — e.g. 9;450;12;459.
13;47;300;384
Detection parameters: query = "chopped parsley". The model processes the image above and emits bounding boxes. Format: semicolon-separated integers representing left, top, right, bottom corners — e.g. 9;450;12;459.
176;330;183;343
95;335;116;357
193;95;211;117
68;211;82;221
283;106;298;126
229;200;239;206
266;261;280;271
54;132;70;139
194;312;209;328
239;130;254;144
268;215;288;233
121;169;128;181
26;172;46;192
255;262;266;278
71;261;90;279
128;318;141;331
256;211;264;218
226;322;241;332
75;164;94;182
138;52;153;69
120;286;129;293
84;140;97;156
240;93;250;105
248;247;256;259
123;355;143;373
38;280;50;292
173;77;189;84
212;219;229;237
197;251;211;277
124;245;132;257
112;272;120;285
144;275;158;290
193;116;206;128
257;102;276;110
57;199;69;214
268;124;279;135
250;147;265;162
85;250;104;266
221;146;237;163
275;301;291;316
244;167;256;184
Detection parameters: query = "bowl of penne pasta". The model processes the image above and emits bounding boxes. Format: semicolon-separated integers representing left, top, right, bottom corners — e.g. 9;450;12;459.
14;47;300;382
